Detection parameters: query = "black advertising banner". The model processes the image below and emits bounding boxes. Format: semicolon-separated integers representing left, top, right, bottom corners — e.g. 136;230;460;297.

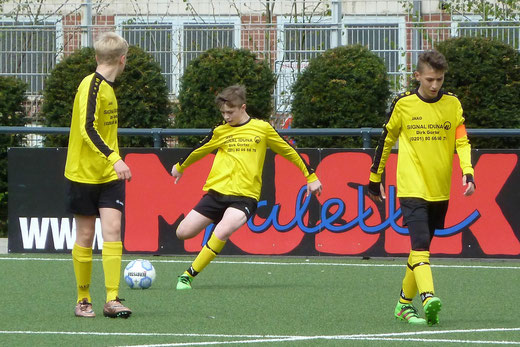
8;148;520;258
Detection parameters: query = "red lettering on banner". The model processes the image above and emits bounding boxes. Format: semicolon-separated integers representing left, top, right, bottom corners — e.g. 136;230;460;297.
124;153;212;252
229;155;307;254
315;152;380;254
439;153;520;255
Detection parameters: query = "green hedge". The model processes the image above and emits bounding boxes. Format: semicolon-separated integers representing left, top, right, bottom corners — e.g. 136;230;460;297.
42;46;172;147
174;47;276;146
0;76;27;237
291;45;390;148
436;37;520;149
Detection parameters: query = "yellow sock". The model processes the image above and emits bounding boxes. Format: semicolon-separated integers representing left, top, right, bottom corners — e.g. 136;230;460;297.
399;253;418;304
188;233;226;277
102;241;123;302
410;250;435;305
72;243;93;303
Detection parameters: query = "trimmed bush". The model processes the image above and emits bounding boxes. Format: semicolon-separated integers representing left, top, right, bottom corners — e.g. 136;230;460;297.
174;47;276;146
436;37;520;149
0;76;27;237
291;45;390;148
42;45;172;147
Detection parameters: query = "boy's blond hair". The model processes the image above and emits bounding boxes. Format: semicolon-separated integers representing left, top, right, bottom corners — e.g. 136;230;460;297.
215;85;247;108
94;32;129;65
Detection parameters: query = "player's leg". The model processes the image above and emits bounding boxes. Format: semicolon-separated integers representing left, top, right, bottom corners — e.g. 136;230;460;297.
177;194;256;290
177;207;247;290
419;200;449;325
176;209;214;240
394;198;430;324
73;214;97;317
66;179;97;317
99;181;131;318
394;250;426;324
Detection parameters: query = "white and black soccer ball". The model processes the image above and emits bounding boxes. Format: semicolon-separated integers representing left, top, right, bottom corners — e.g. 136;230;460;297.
124;259;156;289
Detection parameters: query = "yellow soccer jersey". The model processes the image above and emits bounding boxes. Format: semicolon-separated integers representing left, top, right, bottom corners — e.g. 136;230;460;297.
175;118;318;201
370;90;474;201
65;72;122;184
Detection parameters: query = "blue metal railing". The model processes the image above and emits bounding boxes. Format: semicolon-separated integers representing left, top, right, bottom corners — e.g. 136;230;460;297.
1;126;520;148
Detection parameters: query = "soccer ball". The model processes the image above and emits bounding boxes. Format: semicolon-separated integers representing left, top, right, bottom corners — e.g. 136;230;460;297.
124;259;156;289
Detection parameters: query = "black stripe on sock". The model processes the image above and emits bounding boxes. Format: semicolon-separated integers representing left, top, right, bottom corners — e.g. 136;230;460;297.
410;261;430;270
205;243;219;255
187;266;199;277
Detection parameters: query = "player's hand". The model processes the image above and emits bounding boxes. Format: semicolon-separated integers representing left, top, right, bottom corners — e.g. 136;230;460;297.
170;164;183;184
462;174;476;196
114;160;132;181
367;181;386;203
306;179;322;197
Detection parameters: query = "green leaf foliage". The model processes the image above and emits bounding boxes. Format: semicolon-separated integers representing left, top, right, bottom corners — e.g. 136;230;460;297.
0;76;27;237
174;47;276;146
291;45;390;148
436;37;520;149
42;46;172;147
41;47;97;146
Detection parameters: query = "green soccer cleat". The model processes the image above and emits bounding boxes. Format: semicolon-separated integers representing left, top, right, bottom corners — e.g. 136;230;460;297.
394;302;427;325
424;297;442;325
176;274;193;290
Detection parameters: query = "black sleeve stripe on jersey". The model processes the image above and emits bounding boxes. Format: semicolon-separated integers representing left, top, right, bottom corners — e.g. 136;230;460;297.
177;128;216;166
85;74;114;158
272;126;315;175
370;92;408;174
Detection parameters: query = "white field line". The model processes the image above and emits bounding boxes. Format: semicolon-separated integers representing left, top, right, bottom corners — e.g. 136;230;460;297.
2;327;520;346
1;256;520;270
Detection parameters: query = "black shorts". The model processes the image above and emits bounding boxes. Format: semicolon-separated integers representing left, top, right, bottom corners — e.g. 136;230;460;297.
65;178;125;216
399;197;449;229
193;190;258;223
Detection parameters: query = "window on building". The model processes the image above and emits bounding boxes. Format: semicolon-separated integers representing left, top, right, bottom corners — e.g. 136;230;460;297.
343;17;406;91
0;22;58;94
283;23;332;61
344;23;400;72
121;23;173;91
118;18;239;95
183;24;235;70
455;20;520;50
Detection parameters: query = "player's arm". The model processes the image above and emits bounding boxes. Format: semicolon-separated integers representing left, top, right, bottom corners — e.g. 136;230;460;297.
170;128;220;183
454;111;475;196
77;79;122;167
368;97;401;201
265;123;322;196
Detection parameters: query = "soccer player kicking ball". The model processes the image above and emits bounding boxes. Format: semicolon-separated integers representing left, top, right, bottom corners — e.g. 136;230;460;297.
368;50;475;325
65;32;132;318
171;84;322;290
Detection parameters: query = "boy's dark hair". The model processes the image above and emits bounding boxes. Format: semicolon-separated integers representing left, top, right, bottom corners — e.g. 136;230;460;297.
417;50;448;73
215;85;246;108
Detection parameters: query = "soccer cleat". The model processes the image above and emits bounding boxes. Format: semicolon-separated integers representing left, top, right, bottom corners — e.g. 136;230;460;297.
424;296;442;325
103;297;132;318
176;274;193;290
394;302;427;325
75;298;96;318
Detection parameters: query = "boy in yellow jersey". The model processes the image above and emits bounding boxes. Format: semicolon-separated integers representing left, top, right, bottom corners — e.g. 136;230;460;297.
368;50;475;326
171;84;322;290
65;32;132;318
